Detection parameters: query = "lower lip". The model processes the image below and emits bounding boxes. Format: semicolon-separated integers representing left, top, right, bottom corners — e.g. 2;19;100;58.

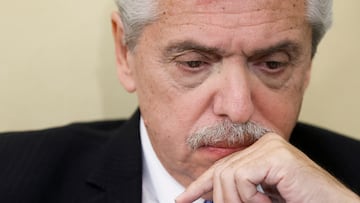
199;146;247;159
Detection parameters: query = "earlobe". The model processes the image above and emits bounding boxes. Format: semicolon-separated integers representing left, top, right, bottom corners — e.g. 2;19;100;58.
111;12;136;93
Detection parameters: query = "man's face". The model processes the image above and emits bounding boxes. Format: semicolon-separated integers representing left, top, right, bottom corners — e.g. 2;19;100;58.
116;0;312;187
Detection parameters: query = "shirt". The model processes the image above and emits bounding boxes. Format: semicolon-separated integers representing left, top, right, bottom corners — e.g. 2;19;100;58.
140;118;205;203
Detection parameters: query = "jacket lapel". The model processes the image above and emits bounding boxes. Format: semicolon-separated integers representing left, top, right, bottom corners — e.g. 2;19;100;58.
86;110;143;203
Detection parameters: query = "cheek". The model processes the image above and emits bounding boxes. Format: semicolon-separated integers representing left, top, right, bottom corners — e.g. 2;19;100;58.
256;93;301;139
145;120;187;153
253;73;308;139
134;55;213;127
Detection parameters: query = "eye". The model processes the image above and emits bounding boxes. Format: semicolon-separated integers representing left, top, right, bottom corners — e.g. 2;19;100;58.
251;61;287;75
250;51;291;74
174;55;211;72
264;61;287;72
182;61;207;69
171;51;217;73
249;57;295;89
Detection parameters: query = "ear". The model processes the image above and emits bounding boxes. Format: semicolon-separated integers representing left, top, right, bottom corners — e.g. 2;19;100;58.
111;12;136;93
303;62;312;91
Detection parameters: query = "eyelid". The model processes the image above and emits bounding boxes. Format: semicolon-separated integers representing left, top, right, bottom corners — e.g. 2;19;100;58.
249;50;291;62
169;50;222;63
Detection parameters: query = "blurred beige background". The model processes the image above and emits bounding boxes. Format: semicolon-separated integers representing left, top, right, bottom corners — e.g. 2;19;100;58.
0;1;359;140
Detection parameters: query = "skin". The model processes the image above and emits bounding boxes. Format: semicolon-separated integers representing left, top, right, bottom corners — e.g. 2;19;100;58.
112;0;360;202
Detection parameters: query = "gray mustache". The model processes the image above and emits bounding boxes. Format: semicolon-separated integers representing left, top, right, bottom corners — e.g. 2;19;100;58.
186;120;271;150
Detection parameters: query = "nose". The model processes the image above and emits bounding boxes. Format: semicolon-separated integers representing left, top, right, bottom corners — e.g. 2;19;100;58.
212;62;255;123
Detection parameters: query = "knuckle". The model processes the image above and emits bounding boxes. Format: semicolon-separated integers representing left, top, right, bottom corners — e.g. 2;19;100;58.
234;167;247;182
219;168;230;180
213;166;223;179
213;164;237;181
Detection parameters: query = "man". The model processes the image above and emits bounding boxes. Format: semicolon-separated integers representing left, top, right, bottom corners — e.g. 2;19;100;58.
0;0;359;202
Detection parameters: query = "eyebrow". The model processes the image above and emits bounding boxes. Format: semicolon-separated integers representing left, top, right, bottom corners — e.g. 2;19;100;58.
163;40;301;61
163;40;226;59
248;41;301;60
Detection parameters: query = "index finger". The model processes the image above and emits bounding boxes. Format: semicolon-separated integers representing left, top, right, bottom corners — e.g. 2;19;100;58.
175;167;214;203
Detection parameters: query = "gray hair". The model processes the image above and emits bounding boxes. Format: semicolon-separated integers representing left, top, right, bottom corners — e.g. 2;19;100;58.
186;120;271;150
114;0;333;56
307;0;333;56
114;0;159;50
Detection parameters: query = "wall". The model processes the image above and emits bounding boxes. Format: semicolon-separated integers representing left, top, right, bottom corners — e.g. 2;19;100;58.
0;0;138;131
0;1;359;140
299;2;360;139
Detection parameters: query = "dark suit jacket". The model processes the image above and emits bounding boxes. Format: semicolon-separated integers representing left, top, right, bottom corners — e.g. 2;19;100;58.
0;111;359;202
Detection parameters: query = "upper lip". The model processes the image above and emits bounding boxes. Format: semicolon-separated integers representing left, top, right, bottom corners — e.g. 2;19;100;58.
204;141;251;149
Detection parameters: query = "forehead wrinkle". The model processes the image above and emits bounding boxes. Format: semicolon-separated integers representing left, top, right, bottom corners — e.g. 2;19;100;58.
160;10;305;31
163;0;305;16
158;0;307;32
166;0;303;12
166;17;302;32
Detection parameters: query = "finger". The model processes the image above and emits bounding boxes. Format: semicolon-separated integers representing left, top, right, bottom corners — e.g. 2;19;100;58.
233;162;273;203
220;154;271;203
213;167;242;203
175;168;214;203
176;133;285;203
175;152;242;203
212;171;224;203
216;133;283;168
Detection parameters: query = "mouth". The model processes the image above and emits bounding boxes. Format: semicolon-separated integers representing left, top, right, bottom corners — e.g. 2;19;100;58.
204;141;250;149
198;142;251;159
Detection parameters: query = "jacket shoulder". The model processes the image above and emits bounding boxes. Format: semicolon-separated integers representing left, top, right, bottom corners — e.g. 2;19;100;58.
0;120;127;202
290;122;360;194
0;120;126;155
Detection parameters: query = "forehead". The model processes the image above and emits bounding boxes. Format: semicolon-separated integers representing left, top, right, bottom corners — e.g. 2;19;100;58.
161;0;306;17
155;0;308;41
149;0;309;55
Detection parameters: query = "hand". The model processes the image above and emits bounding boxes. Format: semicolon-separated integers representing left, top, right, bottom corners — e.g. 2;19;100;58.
176;133;360;203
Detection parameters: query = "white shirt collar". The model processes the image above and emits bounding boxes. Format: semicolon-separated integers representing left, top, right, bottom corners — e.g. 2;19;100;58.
140;117;204;203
